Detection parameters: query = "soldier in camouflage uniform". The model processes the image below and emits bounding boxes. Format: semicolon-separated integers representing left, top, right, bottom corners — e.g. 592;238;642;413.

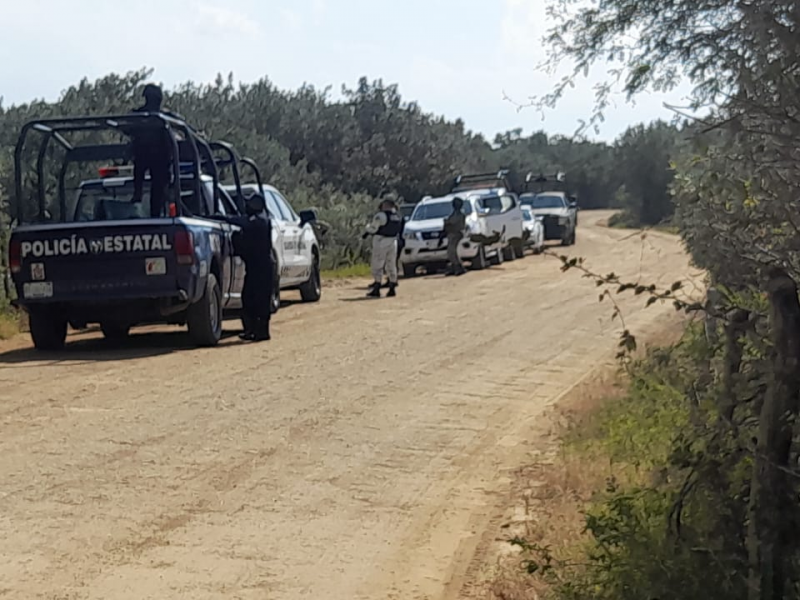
442;197;467;276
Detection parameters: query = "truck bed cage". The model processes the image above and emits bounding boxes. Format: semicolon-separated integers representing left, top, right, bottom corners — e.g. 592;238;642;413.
451;170;515;194
523;171;567;193
13;113;220;223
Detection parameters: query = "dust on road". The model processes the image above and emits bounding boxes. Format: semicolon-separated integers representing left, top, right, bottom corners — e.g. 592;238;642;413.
0;212;699;599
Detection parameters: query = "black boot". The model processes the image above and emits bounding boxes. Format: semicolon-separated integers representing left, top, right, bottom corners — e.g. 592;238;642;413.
367;283;381;298
387;283;397;297
253;318;271;342
239;315;255;340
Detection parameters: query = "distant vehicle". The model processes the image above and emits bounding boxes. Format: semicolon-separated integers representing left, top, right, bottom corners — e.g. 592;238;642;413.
223;182;321;312
520;192;577;246
521;207;545;254
520;172;578;246
399;188;524;276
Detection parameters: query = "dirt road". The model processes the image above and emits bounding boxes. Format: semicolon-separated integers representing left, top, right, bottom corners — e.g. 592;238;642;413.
0;212;699;600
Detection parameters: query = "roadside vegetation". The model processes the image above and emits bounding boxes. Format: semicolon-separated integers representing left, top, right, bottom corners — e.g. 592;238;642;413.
493;0;800;598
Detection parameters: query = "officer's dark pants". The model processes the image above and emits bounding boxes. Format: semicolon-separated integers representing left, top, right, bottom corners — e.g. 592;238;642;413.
241;261;273;339
133;154;170;218
446;234;466;274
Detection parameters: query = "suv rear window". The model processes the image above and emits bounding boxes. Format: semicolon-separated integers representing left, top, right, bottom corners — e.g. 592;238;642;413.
522;194;566;209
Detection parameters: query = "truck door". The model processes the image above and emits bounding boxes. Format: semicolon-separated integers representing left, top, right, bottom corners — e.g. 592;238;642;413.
263;191;289;283
500;194;524;243
271;191;306;284
217;187;245;308
478;196;506;241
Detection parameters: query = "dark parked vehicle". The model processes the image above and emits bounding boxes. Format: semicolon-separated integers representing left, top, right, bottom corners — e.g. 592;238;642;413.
8;113;296;350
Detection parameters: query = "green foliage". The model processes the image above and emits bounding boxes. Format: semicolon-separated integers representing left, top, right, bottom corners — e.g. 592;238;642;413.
609;121;682;227
0;69;681;275
517;326;753;600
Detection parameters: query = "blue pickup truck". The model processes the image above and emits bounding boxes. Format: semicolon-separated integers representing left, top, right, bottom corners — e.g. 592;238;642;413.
8;113;308;350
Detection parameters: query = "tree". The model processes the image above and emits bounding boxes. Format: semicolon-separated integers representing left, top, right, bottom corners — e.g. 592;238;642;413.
541;0;800;597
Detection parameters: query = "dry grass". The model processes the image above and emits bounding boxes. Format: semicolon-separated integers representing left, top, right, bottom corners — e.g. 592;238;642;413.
0;309;23;340
481;325;688;600
480;373;625;600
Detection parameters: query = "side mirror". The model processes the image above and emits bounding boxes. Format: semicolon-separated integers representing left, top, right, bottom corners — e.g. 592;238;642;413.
569;201;577;209
299;209;318;227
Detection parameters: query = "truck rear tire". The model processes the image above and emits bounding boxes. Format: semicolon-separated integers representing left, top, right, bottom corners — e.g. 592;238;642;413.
29;309;67;351
402;263;418;278
513;240;525;259
101;322;131;342
300;256;322;303
187;273;222;347
502;245;516;262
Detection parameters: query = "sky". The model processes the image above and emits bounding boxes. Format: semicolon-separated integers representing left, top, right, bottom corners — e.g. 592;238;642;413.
0;0;693;142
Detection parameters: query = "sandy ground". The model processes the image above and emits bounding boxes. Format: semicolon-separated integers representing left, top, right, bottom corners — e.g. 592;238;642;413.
0;212;700;600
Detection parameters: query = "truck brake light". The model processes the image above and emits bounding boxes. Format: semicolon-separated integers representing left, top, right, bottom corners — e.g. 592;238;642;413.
174;230;195;265
9;239;21;274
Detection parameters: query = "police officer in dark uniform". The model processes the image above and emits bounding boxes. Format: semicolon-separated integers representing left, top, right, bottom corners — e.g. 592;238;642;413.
129;84;175;217
231;194;274;341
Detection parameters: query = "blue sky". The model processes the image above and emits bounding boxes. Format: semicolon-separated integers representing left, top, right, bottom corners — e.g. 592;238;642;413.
0;0;691;142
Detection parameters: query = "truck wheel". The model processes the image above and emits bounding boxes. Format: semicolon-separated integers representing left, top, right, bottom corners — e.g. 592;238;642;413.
502;245;516;261
101;322;131;342
471;246;488;270
402;263;418;278
513;240;525;259
29;309;67;351
270;259;281;314
490;248;503;266
187;273;222;347
300;256;322;303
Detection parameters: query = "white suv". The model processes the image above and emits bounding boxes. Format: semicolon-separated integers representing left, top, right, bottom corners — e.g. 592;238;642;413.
400;190;525;276
223;183;321;311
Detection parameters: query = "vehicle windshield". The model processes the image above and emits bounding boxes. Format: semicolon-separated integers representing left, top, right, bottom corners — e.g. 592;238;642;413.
521;194;566;209
411;201;472;220
399;205;416;219
72;178;213;222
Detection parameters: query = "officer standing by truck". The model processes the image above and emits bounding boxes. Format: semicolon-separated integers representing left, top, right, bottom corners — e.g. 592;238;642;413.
363;198;402;298
130;84;175;217
231;194;274;341
442;197;467;276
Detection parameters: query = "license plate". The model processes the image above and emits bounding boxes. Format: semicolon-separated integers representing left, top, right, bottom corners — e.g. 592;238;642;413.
23;281;53;299
31;263;45;281
145;257;167;276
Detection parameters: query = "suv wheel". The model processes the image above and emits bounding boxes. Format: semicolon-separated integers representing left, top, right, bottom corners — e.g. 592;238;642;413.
471;246;488;270
490;247;503;266
270;254;281;314
402;263;418;278
29;309;68;351
300;255;322;303
187;273;222;347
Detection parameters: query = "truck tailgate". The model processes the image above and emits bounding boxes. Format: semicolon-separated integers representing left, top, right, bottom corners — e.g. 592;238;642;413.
11;223;189;303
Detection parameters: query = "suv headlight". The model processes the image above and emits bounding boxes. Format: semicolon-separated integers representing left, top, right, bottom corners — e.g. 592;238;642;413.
404;231;418;241
558;216;568;225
